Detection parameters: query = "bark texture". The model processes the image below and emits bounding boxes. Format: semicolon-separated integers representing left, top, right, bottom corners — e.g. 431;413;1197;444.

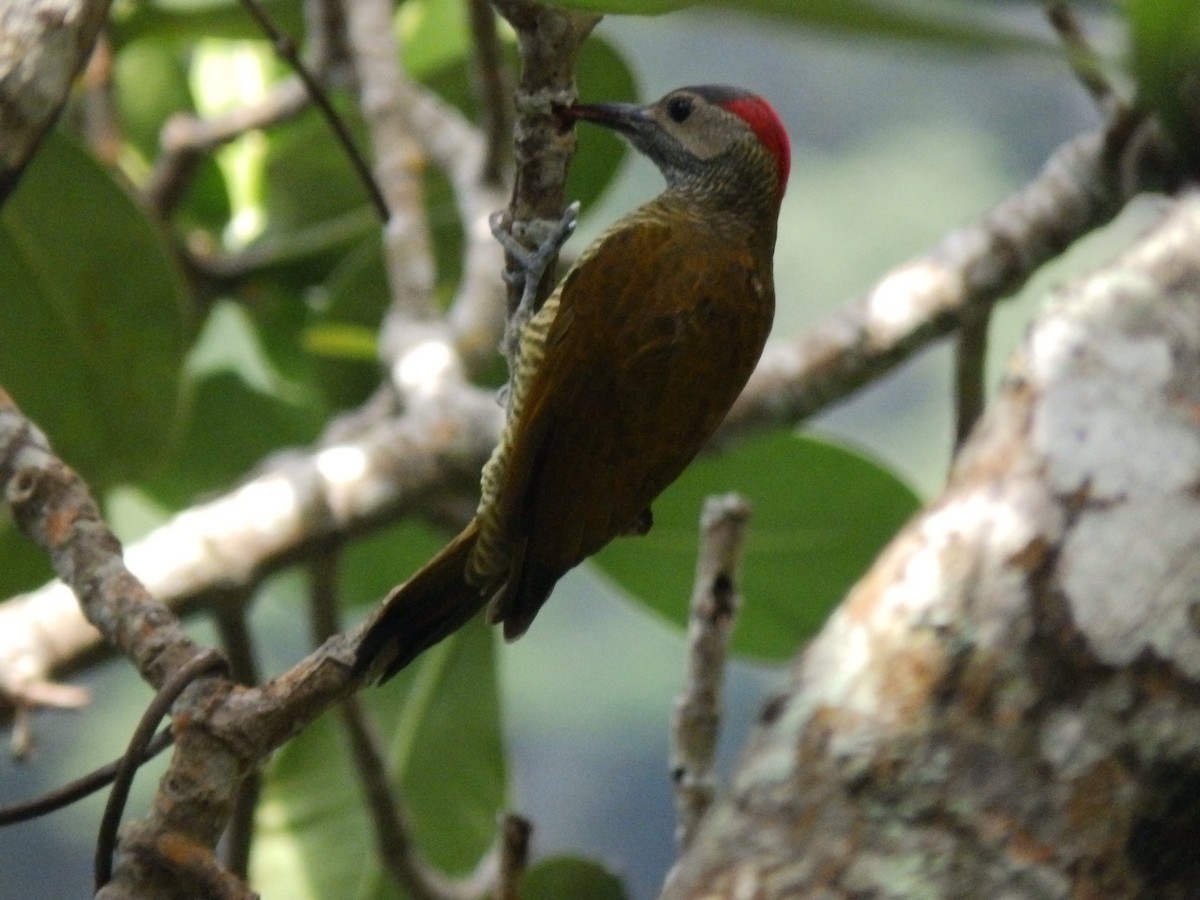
663;192;1200;900
0;0;111;202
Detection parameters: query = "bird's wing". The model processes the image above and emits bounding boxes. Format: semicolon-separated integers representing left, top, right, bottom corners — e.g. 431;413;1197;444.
485;213;772;636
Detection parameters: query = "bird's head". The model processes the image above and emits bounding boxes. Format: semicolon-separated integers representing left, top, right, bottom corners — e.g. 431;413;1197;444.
566;85;791;217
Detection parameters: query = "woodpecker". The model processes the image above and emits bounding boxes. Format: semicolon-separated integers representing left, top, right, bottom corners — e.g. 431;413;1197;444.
355;85;790;682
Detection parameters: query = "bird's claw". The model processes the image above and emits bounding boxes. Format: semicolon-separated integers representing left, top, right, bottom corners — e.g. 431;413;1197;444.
492;202;581;320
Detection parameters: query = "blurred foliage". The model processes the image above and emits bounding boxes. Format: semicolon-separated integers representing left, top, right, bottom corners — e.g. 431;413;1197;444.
252;616;505;899
5;0;1172;897
1128;0;1200;171
525;857;630;899
0;133;189;491
597;433;920;661
548;0;1056;53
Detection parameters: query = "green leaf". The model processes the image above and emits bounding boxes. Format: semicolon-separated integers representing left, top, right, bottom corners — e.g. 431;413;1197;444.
259;99;375;240
0;518;55;599
252;615;505;899
339;519;454;614
1128;0;1200;169
524;857;629;900
137;300;327;507
0;133;189;489
395;621;506;876
112;0;305;45
594;433;920;661
114;39;195;159
400;0;472;79
549;0;1054;53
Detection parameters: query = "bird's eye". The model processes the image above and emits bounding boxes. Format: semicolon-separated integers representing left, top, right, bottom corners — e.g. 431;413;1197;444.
666;96;693;123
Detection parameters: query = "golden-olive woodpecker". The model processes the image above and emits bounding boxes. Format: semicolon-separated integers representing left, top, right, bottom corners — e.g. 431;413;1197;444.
355;85;790;682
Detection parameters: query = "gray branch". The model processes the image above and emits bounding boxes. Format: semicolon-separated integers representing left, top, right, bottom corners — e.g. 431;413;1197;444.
0;0;111;202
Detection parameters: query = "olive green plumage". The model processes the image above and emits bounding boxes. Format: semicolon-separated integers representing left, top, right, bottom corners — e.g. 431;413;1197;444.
355;85;790;683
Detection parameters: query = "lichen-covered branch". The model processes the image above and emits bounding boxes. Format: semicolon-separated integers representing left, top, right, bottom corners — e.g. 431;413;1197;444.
0;392;247;898
662;191;1200;899
489;0;599;319
669;494;750;857
0;0;112;203
0;389;500;707
345;0;436;324
0;390;205;689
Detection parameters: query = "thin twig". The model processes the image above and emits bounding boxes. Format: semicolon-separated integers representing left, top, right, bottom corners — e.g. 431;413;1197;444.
237;0;389;221
212;599;261;879
4;677;89;758
493;814;532;900
302;0;350;74
182;205;378;294
310;548;521;900
9;707;32;759
308;546;463;900
670;494;751;856
79;33;122;167
0;728;172;826
95;648;228;890
340;695;468;900
147;77;311;219
308;542;343;646
953;302;992;453
468;0;512;186
1045;1;1116;108
213;597;261;688
221;769;261;881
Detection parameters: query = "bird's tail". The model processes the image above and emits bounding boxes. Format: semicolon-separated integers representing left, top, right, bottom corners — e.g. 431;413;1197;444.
353;519;487;683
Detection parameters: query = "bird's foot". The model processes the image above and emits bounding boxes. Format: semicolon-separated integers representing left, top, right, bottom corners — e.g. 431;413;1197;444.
490;202;580;323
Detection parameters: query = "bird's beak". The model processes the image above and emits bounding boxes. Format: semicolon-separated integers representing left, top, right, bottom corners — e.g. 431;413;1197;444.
563;101;652;137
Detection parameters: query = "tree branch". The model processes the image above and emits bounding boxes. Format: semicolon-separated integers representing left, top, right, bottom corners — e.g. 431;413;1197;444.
952;302;992;451
0;0;113;204
1046;1;1117;109
146;77;311;220
489;0;599;320
307;546;468;900
0;388;499;710
212;597;262;879
0;390;208;688
345;0;436;323
669;494;751;857
467;0;512;186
